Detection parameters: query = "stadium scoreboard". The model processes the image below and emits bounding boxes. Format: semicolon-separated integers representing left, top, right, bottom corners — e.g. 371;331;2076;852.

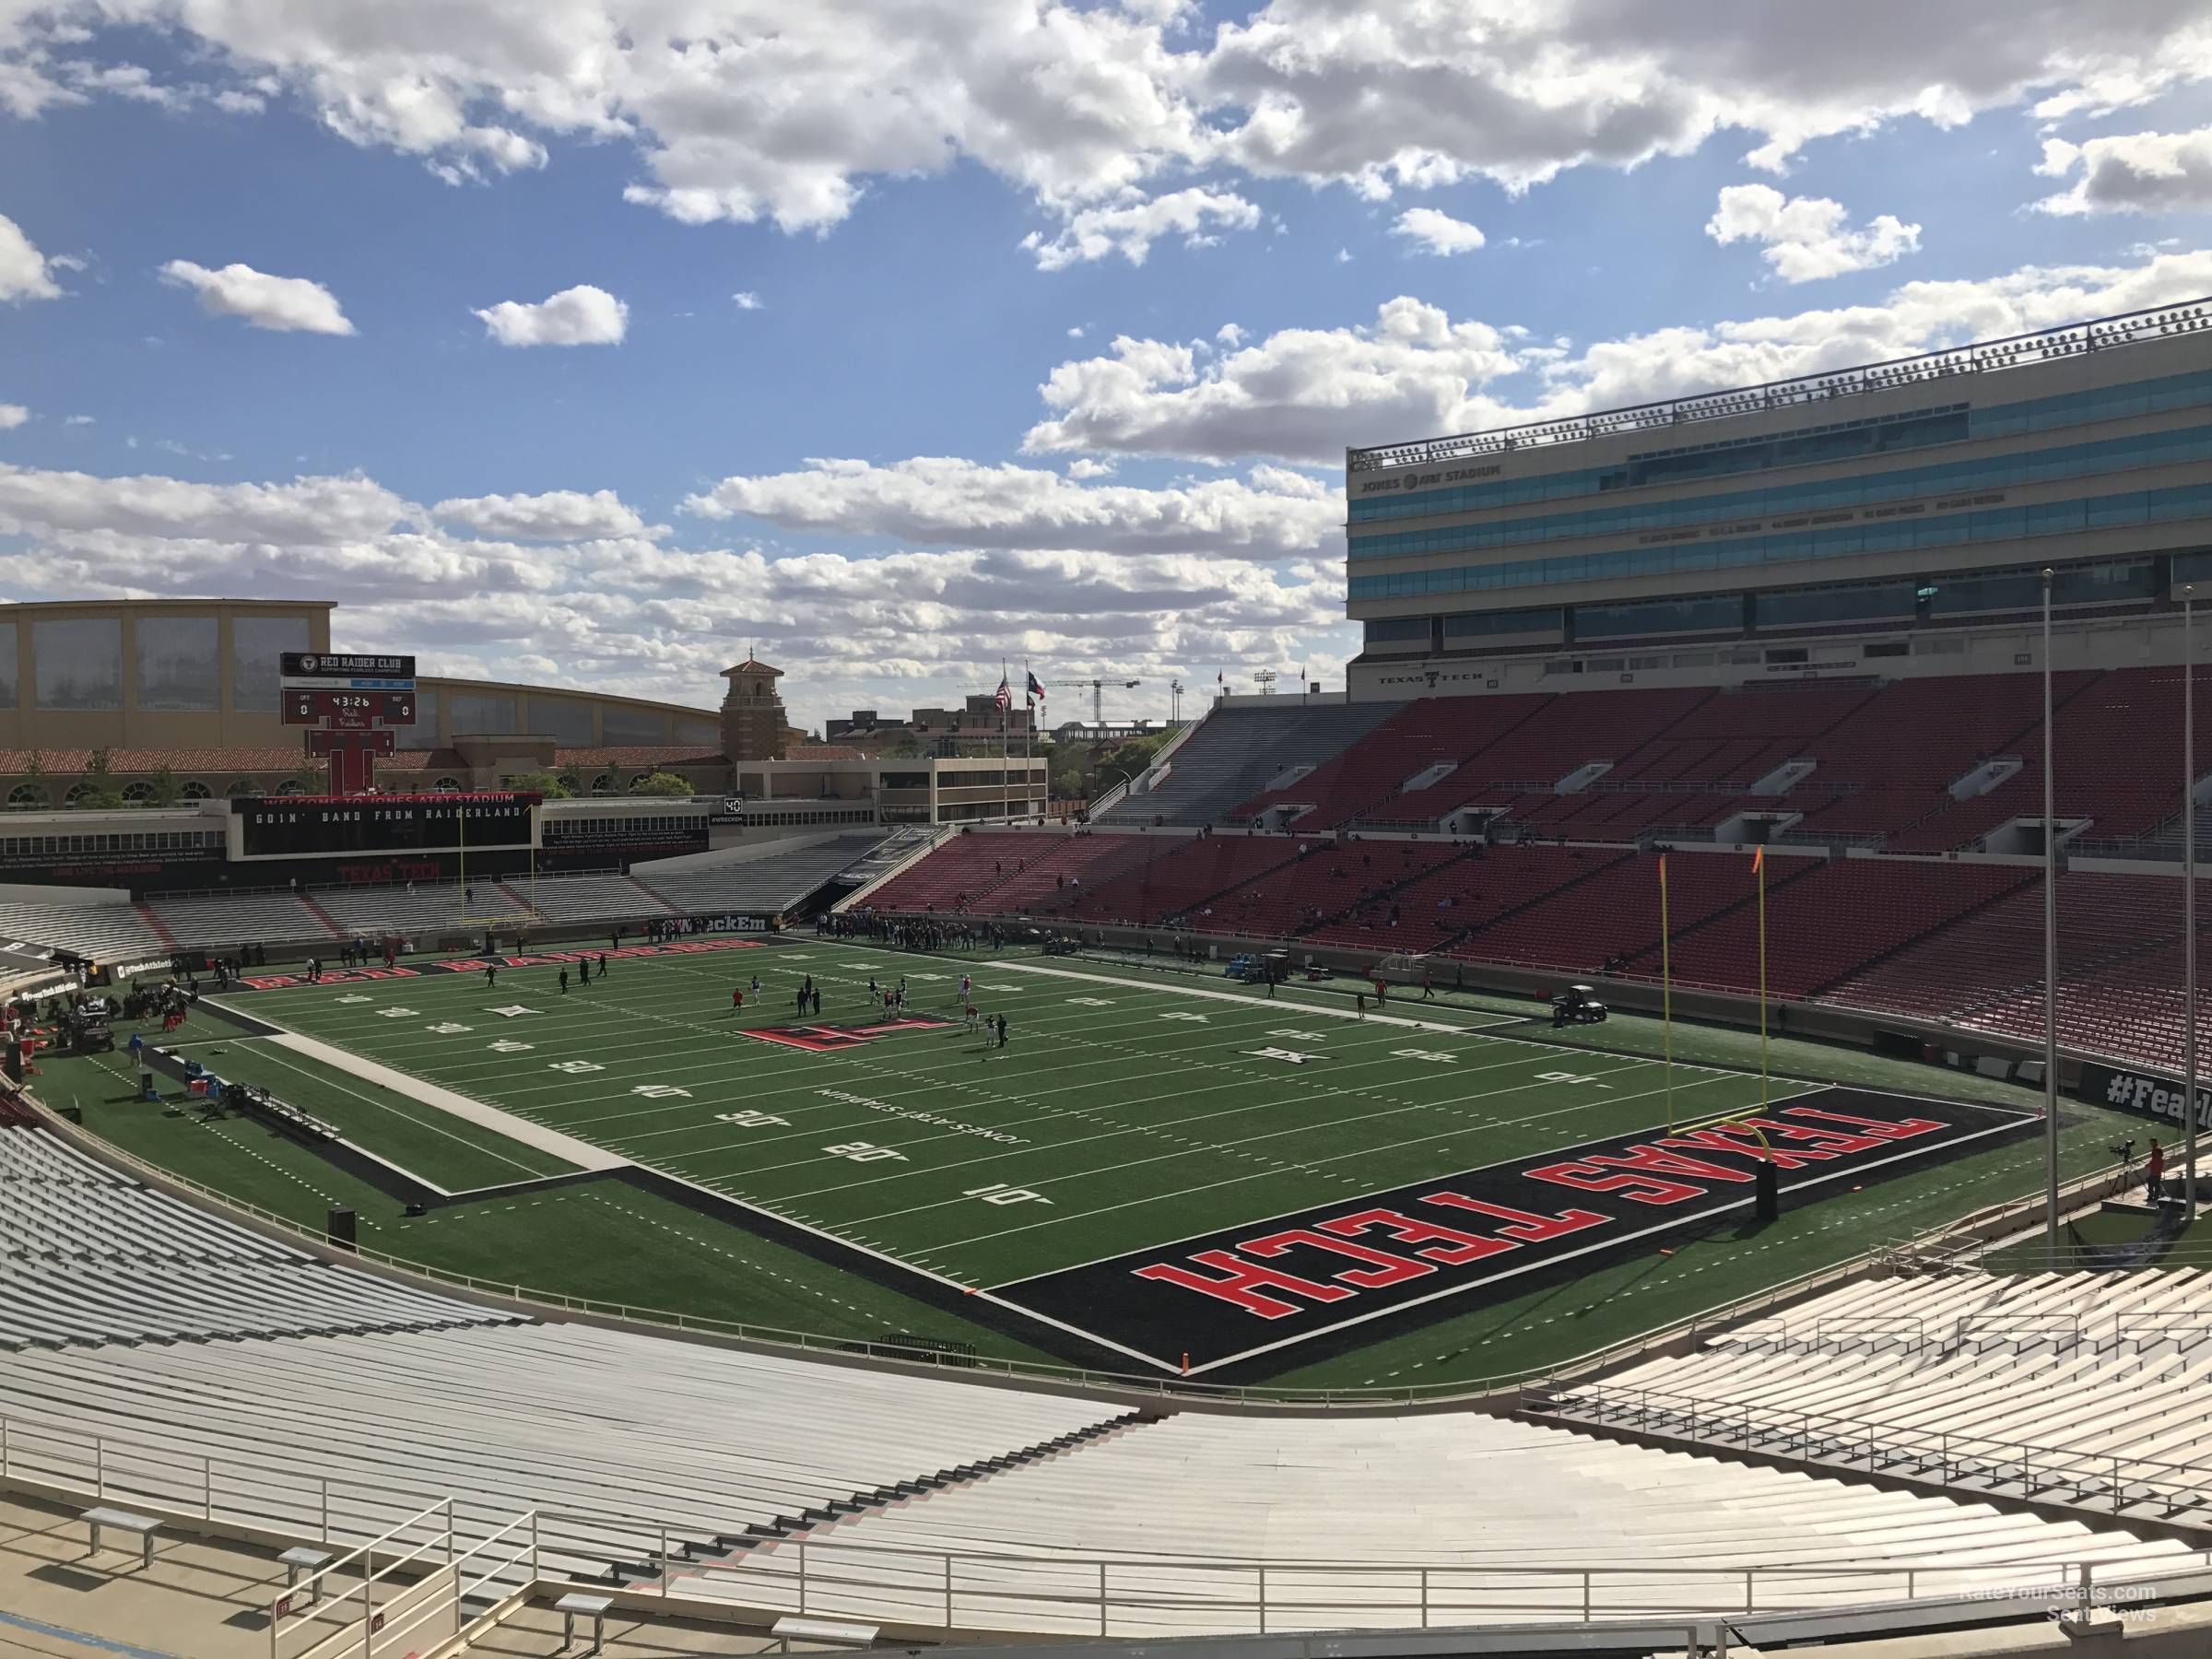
231;793;538;859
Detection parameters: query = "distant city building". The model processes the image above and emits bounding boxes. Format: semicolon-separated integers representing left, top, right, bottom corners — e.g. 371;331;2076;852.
826;694;1034;750
1049;719;1182;745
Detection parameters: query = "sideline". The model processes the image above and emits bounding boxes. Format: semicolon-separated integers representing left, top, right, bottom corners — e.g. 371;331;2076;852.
248;1024;629;1173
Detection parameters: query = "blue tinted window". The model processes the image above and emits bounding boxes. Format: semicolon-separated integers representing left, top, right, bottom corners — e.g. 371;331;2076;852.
1349;368;2212;524
1443;607;1562;638
1346;481;2212;601
1347;420;2212;560
1364;617;1432;648
1755;582;1917;629
1577;596;1743;638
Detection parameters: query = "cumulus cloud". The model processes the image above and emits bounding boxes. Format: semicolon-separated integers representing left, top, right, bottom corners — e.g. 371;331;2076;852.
159;260;357;334
0;405;27;429
433;488;652;541
682;455;1340;559
0;456;1349;726
15;2;2196;233
1022;246;2212;463
2033;124;2212;215
472;285;628;347
732;290;763;310
1391;207;1487;255
1705;184;1921;282
1024;187;1260;269
0;212;65;302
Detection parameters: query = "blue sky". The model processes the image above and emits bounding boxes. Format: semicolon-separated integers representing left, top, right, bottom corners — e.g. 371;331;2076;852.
2;2;2210;732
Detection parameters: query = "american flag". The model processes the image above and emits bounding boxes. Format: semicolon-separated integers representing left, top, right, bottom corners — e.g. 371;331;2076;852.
994;671;1011;712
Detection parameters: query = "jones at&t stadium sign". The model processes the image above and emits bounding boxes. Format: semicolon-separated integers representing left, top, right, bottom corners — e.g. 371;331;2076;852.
995;1090;2035;1375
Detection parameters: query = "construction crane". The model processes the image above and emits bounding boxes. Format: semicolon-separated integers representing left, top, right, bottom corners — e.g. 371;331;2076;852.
1050;678;1142;724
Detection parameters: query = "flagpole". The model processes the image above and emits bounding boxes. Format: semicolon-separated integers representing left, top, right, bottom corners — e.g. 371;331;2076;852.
1000;659;1009;825
1661;853;1675;1133
1024;659;1035;825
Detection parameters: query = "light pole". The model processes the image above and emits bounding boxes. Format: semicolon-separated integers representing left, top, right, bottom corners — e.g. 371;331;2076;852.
2042;567;2060;1265
2186;584;2200;1216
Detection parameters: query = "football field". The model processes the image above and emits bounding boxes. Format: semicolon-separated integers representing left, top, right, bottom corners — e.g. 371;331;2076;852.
188;935;2034;1378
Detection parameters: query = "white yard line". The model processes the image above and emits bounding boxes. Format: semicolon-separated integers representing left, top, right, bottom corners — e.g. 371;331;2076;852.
257;1030;630;1173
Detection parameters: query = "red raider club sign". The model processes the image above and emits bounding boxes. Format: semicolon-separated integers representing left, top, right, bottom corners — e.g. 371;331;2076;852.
993;1089;2035;1375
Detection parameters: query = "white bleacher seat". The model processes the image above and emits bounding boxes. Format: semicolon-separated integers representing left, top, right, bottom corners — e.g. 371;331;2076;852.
0;901;164;964
147;892;335;951
0;1123;2192;1640
1548;1267;2212;1523
640;835;888;917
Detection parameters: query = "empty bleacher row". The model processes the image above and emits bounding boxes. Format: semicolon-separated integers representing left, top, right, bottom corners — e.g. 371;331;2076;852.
1099;703;1399;827
0;1124;528;1350
875;831;2045;1007
1818;870;2212;1070
690;1407;2189;1634
0;831;888;965
0;1113;2189;1635
1539;1267;2212;1527
1136;669;2206;853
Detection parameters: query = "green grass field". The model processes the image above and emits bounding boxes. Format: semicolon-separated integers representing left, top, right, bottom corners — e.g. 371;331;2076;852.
30;934;2147;1392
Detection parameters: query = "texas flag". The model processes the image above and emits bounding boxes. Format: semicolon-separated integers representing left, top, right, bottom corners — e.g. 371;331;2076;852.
1026;670;1046;706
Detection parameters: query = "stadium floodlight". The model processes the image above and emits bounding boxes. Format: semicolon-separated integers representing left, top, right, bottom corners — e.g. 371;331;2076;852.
2187;584;2200;1216
2042;567;2060;1265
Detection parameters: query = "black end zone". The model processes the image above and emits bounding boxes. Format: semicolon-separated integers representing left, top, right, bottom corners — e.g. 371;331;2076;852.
990;1088;2041;1383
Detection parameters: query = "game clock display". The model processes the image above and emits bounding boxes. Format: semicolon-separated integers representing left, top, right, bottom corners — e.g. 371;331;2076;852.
233;793;537;858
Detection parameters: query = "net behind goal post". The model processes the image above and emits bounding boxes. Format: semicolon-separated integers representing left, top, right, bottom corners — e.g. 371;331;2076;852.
1376;951;1430;975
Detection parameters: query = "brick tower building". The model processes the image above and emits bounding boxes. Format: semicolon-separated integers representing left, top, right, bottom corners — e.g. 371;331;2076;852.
719;657;790;762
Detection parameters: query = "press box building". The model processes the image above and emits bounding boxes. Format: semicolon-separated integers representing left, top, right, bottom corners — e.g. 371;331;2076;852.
1345;300;2212;697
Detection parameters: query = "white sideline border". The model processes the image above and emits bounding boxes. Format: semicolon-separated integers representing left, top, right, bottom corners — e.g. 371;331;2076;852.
253;1026;631;1174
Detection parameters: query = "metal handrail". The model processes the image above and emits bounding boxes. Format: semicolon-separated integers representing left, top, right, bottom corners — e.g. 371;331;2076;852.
1537;1379;2210;1518
1347;296;2212;471
0;1410;2188;1641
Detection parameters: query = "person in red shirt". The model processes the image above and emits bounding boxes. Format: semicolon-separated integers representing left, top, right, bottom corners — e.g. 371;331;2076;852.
730;987;744;1014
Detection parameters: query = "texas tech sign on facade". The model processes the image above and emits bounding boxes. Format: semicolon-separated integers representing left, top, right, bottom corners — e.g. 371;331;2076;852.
998;1091;2035;1375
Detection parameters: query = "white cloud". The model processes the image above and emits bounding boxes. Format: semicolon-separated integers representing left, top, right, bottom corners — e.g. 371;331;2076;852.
682;455;1340;559
2032;123;2212;215
472;285;628;347
433;488;651;541
1335;247;1353;263
0;405;28;429
1391;207;1487;255
1067;324;1087;338
1216;322;1245;346
7;4;2210;234
1023;246;2212;463
1066;457;1115;479
158;260;357;335
0;456;1349;730
732;290;763;310
0;213;64;302
1024;187;1260;269
1705;184;1921;283
63;414;93;426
